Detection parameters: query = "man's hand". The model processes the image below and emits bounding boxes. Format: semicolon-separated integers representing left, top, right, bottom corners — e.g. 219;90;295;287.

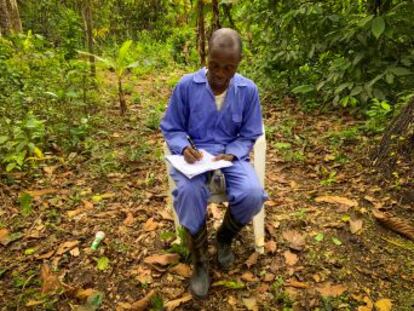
213;154;235;162
183;146;203;164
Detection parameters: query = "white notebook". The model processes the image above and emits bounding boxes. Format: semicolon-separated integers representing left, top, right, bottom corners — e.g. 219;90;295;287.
166;149;233;179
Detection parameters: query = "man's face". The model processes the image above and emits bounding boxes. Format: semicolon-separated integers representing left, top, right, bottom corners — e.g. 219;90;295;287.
207;47;241;91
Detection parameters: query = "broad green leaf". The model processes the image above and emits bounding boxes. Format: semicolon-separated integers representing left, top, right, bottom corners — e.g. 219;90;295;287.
291;85;314;94
118;40;133;64
388;67;412;76
352;53;364;66
385;73;394;84
380;102;391;111
0;136;8;144
274;142;291;150
372;16;385;39
350;86;363;96
212;280;245;289
6;163;17;172
33;147;44;159
335;82;353;95
92;195;103;203
341;215;351;222
332;237;342;246
97;256;110;271
24;248;36;255
314;233;324;242
358;15;373;27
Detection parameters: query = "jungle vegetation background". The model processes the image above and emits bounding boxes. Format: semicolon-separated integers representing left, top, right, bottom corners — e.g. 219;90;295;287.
0;0;413;173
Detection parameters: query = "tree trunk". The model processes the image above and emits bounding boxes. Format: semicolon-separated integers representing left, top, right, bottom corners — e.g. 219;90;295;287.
211;0;221;32
196;0;206;66
6;0;22;33
0;0;11;36
367;0;393;15
82;0;96;78
372;97;414;171
118;78;127;115
222;3;236;30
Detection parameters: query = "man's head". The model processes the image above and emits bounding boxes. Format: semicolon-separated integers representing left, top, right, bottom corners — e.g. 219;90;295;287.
207;28;242;93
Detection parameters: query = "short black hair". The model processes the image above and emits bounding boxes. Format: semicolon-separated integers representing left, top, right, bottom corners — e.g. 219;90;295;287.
208;28;242;57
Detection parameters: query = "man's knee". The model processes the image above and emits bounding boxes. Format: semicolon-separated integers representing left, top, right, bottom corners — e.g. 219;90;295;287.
174;179;208;200
238;185;265;205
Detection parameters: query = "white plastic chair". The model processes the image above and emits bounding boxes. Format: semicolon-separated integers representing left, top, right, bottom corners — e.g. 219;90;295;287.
164;127;266;253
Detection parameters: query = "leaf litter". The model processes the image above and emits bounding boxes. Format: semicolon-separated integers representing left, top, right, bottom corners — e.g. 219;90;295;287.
0;70;412;310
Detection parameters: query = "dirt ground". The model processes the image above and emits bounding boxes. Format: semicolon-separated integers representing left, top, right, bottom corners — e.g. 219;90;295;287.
1;69;413;311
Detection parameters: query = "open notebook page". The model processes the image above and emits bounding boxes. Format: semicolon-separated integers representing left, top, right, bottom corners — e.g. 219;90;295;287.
165;149;233;179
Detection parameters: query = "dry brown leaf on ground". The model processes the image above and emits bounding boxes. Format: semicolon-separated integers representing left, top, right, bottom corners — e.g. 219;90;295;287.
357;296;374;311
36;250;55;260
165;293;192;311
69;247;80;257
374;299;392;311
0;228;10;246
286;279;309;288
169;263;191;277
265;240;277;254
227;295;238;306
144;253;179;266
26;188;59;197
350;218;363;234
43;165;58;175
76;288;97;300
373;210;414;241
263;272;275;282
143;218;158;231
245;252;259;268
67;200;94;218
130;289;156;311
123;212;135;226
242;297;258;311
241;271;258;282
158;209;174;221
315;195;358;208
283;250;299;266
56;240;80;255
316;282;347;297
40;264;61;293
132;265;153;284
282;230;305;251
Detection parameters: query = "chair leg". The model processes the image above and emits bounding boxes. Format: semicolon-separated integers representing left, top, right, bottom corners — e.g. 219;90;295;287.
167;173;182;243
252;206;265;254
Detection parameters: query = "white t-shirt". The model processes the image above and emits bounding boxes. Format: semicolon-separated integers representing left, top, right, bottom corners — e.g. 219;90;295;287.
215;90;227;111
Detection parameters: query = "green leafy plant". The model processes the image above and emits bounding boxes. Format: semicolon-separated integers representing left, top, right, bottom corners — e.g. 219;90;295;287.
19;193;33;216
0;113;45;172
79;40;140;115
168;226;190;260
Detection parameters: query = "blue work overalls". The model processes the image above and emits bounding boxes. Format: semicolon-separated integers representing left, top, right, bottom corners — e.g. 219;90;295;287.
160;68;267;234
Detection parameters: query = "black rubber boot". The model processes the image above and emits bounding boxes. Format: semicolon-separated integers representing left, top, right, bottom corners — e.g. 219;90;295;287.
186;224;210;299
216;208;244;270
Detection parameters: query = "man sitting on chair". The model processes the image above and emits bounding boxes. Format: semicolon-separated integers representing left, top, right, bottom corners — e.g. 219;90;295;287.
160;28;267;299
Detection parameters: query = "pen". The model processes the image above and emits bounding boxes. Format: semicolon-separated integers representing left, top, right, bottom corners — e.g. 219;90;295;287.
186;135;198;151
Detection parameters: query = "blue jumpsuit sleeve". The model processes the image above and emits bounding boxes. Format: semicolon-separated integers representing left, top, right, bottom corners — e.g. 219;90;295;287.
160;82;189;155
225;86;263;160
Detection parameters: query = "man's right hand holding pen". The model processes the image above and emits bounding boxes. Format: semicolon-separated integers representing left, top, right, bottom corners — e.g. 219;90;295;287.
184;135;203;164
